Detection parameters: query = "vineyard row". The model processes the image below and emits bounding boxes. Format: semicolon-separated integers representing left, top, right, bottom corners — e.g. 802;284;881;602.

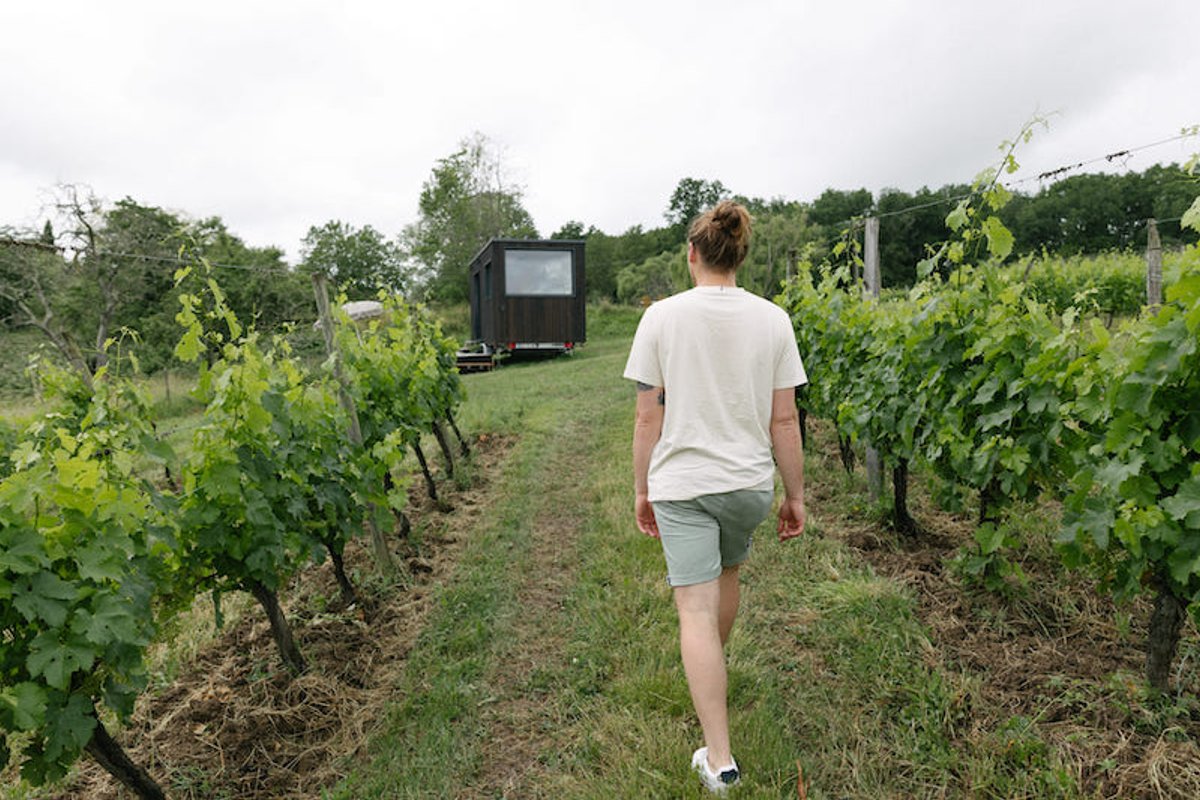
0;264;465;799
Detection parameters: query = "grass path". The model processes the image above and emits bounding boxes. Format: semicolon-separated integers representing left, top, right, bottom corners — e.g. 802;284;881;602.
326;329;1097;799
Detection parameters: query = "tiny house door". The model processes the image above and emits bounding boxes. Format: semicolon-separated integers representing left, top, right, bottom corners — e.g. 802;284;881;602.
471;271;482;340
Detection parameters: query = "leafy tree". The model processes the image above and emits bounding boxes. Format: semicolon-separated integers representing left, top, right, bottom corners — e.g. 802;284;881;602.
665;177;729;233
1001;165;1198;255
402;133;537;302
585;224;679;303
47;188;181;375
300;220;405;299
189;218;311;332
875;186;969;287
3;190;312;380
737;205;826;296
551;220;586;239
0;233;92;382
616;246;687;304
808;187;873;228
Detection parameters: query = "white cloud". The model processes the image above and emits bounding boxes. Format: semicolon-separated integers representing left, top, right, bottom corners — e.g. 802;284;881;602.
2;0;1197;259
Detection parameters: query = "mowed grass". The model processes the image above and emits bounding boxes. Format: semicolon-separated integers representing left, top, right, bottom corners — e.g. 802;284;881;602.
326;311;1081;799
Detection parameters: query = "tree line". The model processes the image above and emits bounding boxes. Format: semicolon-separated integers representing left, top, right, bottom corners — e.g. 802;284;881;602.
599;163;1197;302
2;134;1196;385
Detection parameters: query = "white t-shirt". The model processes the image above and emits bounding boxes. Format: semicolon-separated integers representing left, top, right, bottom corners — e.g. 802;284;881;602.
623;286;808;502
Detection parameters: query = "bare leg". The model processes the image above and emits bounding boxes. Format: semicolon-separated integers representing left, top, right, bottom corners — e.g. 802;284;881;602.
675;578;732;770
718;565;740;647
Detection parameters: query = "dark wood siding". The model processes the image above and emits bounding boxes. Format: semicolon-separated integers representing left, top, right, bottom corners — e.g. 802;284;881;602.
469;238;586;350
499;296;575;343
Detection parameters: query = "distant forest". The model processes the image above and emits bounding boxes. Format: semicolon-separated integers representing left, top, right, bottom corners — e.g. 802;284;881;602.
578;163;1198;302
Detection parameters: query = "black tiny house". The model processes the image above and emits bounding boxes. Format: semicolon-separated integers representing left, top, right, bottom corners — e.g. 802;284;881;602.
467;238;586;357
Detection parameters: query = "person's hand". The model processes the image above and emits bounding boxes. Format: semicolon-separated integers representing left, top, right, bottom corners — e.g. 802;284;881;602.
635;493;659;538
777;496;806;541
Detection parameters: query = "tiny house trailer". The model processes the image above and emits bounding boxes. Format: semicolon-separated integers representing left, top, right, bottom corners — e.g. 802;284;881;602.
460;238;586;370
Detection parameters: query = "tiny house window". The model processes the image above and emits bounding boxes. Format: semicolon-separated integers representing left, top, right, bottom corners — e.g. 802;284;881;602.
484;262;492;299
505;249;573;296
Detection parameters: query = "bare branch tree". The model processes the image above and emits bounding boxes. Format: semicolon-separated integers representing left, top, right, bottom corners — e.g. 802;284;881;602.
0;231;94;388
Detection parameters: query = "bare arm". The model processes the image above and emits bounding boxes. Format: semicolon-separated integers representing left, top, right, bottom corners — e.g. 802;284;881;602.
632;382;665;537
770;386;806;540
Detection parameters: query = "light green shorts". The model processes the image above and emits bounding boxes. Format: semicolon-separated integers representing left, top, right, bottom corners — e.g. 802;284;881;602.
652;489;774;587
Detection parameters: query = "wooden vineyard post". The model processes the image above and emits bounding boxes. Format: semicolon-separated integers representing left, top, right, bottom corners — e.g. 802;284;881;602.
1146;218;1163;310
787;247;798;282
312;271;396;576
862;217;884;504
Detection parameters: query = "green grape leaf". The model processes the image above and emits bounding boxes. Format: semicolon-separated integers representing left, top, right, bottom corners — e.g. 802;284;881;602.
946;200;970;232
74;540;128;584
974;523;1006;555
70;593;145;647
26;632;95;691
138;433;177;465
175;325;204;363
42;694;96;763
988;183;1013;209
54;457;101;493
982;216;1014;261
205;460;242;498
1161;477;1200;526
977;406;1015;431
0;683;47;731
1094;456;1144;492
13;572;78;626
1076;496;1115;549
1182;196;1200;234
9;440;40;470
0;526;49;575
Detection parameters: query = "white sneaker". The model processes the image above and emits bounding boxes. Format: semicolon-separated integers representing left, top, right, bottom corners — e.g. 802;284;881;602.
691;746;740;793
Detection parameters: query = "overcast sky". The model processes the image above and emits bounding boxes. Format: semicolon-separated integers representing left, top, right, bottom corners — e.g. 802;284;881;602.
2;0;1197;262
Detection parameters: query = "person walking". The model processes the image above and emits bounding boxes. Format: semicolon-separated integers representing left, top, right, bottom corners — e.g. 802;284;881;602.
623;200;807;793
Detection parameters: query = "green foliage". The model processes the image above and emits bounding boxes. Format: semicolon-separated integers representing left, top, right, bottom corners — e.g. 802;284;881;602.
950;523;1028;596
615;247;686;304
583;224;682;303
807;187;873;228
736;205;826;296
1059;257;1200;607
1002;164;1199;256
874;186;971;287
776;262;871;442
551;220;586;239
664;177;728;231
0;360;181;785
402;133;538;302
173;273;321;601
775;121;1200;687
780;161;1200;685
1;258;468;787
338;293;463;495
0;418;17;480
914;273;1082;515
1020;250;1148;319
2;194;312;383
301;221;405;299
